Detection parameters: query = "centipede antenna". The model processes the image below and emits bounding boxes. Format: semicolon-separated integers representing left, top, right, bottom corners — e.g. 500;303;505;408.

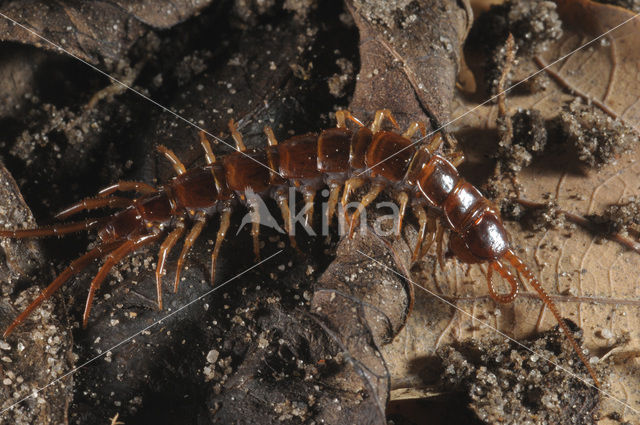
228;119;246;152
263;126;278;146
157;145;187;175
486;260;519;304
504;249;601;387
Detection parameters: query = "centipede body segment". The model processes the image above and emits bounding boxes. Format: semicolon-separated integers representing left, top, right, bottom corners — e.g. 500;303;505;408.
0;109;600;387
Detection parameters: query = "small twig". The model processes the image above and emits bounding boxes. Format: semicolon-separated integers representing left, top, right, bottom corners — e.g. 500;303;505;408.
517;197;640;255
533;55;638;133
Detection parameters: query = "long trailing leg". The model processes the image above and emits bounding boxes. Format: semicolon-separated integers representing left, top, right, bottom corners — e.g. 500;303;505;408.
349;182;385;238
3;240;122;337
503;249;600;387
210;209;231;284
83;233;161;327
174;212;207;292
55;196;132;220
97;181;156;197
155;222;185;310
0;217;107;239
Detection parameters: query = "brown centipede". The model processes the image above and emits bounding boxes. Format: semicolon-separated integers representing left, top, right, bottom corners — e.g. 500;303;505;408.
0;108;600;387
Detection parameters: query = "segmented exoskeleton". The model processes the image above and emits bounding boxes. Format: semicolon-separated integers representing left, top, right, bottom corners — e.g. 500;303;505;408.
0;109;599;386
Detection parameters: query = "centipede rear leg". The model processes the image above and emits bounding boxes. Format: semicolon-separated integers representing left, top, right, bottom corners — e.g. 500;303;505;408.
97;180;157;197
3;239;123;337
54;196;133;220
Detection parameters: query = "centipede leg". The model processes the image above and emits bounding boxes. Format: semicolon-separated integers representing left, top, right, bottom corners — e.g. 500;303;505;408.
210;209;231;284
174;213;207;292
486;260;519;304
249;199;261;261
157;145;187;175
55;196;133;220
228;119;247;152
447;151;465;168
411;205;428;262
302;188;316;228
3;240;122;337
155;222;185;310
335;110;364;128
395;192;409;236
349;182;385;238
199;131;217;164
424;133;443;153
435;223;445;270
83;233;161;327
402;122;427;139
97;180;157;197
275;190;296;248
371;109;400;133
504;249;600;387
341;177;366;227
0;217;107;239
325;182;342;242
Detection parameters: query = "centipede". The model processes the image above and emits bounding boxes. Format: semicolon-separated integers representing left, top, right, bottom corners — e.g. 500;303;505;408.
0;108;600;387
